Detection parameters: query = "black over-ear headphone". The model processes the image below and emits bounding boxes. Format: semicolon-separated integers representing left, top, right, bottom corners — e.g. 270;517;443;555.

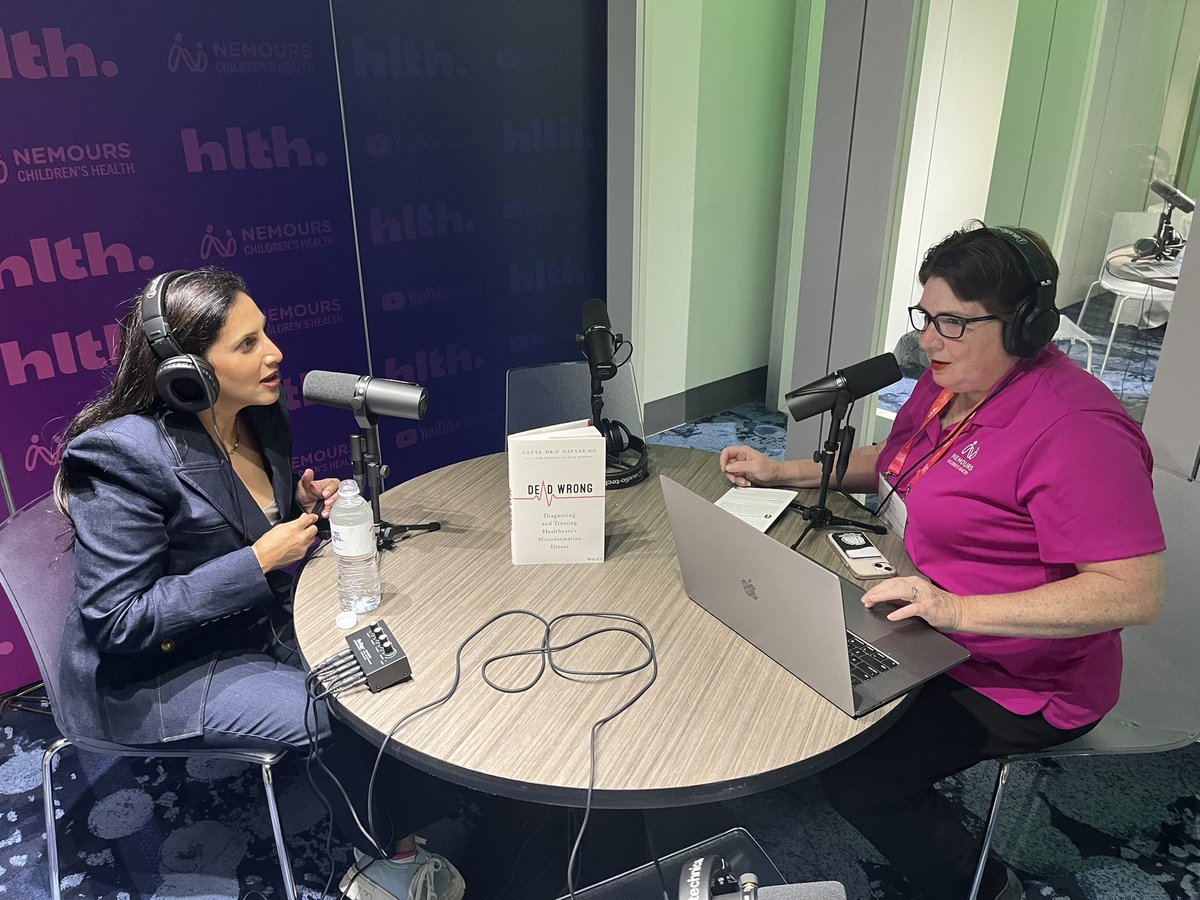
140;269;222;413
990;225;1060;358
600;417;650;489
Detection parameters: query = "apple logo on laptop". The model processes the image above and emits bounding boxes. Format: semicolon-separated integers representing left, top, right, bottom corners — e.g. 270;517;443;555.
741;578;758;601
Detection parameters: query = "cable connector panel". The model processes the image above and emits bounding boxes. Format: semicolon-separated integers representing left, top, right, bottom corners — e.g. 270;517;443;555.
346;620;413;692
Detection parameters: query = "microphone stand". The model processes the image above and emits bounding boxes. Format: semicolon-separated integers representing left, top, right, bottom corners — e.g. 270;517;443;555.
1135;202;1186;262
789;388;887;549
590;373;605;435
347;399;440;553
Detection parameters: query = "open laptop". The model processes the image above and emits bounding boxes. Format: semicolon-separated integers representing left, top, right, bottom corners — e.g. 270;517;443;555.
661;476;969;717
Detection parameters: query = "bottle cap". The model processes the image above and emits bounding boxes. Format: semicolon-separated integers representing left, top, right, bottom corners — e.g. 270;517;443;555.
335;611;358;630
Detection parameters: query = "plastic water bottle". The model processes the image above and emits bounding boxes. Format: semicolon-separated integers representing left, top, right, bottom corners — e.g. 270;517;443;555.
329;479;381;614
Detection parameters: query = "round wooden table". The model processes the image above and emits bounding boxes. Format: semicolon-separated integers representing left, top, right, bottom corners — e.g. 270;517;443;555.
292;445;916;808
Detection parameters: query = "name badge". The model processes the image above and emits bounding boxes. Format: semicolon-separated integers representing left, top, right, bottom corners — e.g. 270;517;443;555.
877;472;908;537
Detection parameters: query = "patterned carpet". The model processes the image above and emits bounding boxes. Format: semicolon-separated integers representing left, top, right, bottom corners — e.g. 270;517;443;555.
1;301;1188;899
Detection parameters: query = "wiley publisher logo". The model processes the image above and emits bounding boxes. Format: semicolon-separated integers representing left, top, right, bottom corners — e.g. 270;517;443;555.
181;126;329;172
0;232;154;290
167;33;208;73
200;225;238;260
0;28;119;79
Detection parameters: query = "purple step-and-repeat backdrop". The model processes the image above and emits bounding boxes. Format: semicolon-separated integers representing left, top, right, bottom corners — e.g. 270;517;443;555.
333;3;606;473
0;3;606;693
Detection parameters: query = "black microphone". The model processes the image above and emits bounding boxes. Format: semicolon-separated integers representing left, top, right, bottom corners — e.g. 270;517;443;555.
379;521;441;541
302;371;428;420
1151;178;1195;214
577;298;619;381
784;353;902;422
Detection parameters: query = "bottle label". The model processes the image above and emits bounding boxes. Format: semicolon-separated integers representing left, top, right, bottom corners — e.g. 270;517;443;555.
330;522;376;557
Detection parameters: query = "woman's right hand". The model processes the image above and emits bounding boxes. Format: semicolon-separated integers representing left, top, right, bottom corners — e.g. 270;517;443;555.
719;445;782;487
252;512;319;572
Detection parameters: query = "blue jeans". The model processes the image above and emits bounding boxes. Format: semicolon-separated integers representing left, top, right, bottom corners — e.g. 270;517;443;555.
170;642;461;855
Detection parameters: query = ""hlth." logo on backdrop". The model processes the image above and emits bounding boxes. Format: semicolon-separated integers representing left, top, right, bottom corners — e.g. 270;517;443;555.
350;36;465;79
369;204;474;243
0;232;153;290
0;28;118;79
503;117;591;153
181;127;328;172
383;344;481;383
2;323;122;387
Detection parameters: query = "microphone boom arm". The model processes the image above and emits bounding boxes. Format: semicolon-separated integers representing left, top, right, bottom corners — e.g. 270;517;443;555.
789;389;887;548
346;400;439;552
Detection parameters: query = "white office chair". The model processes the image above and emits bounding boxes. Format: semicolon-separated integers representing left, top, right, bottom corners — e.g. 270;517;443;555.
1051;316;1094;372
967;466;1200;900
1077;211;1171;378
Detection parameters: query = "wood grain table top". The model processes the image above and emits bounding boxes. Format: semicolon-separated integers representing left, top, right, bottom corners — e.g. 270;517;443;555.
293;445;920;808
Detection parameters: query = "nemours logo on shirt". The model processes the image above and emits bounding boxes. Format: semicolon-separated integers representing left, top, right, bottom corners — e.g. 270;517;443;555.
947;440;979;475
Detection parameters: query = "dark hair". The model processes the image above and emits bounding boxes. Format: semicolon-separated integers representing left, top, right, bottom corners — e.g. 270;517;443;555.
53;267;247;519
918;219;1058;318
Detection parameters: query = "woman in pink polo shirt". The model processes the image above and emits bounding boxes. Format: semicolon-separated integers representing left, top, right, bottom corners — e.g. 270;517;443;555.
720;222;1165;900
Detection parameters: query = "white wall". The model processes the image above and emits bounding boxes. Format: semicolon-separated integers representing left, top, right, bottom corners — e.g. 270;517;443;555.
635;0;703;404
883;0;1019;356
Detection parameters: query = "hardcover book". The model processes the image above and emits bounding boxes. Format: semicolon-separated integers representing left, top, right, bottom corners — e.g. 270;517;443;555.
507;419;606;564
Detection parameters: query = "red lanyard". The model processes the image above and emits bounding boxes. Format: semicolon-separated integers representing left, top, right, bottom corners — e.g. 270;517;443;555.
883;388;985;494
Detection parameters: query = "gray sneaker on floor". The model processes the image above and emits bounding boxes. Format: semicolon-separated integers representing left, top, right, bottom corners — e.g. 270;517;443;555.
339;845;466;900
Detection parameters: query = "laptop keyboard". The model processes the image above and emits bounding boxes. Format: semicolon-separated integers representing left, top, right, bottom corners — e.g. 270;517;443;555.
846;632;898;686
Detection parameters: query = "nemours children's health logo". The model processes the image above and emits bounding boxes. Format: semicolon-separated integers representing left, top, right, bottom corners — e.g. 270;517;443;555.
168;33;314;76
0;141;136;185
948;440;980;476
24;425;67;472
201;219;336;259
265;298;344;336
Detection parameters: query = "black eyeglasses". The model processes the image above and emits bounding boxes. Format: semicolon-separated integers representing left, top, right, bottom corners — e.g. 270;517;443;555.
908;306;1001;340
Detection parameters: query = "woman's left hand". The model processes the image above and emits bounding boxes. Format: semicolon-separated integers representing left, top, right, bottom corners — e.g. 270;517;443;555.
296;469;339;517
862;576;965;632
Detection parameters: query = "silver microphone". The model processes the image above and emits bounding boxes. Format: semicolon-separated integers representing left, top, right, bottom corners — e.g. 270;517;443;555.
302;370;427;420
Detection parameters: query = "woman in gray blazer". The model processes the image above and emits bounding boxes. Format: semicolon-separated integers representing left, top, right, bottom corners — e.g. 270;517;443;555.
54;268;465;900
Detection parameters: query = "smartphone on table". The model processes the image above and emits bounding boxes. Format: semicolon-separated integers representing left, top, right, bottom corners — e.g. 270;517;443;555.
828;531;896;579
